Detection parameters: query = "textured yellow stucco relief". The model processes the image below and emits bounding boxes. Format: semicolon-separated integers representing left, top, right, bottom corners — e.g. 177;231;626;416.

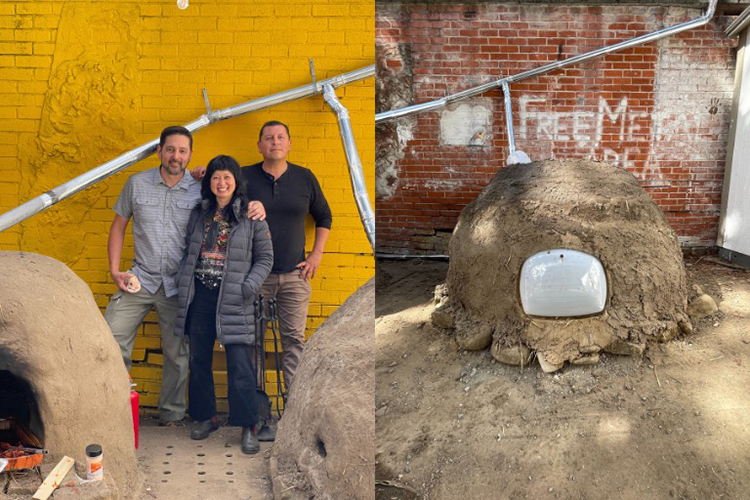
19;4;141;264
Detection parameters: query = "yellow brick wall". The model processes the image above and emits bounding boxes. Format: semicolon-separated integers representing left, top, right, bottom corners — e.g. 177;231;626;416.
0;0;374;412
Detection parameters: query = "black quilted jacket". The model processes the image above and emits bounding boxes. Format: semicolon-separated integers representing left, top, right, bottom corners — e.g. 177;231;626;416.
174;198;273;345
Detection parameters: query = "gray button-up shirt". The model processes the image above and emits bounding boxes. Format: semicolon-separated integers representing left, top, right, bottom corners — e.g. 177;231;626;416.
114;167;202;297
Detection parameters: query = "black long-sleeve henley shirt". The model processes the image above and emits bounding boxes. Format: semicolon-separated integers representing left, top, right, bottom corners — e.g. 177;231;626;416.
242;162;332;274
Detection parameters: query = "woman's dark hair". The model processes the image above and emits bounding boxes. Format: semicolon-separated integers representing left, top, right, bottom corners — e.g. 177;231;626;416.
201;155;247;223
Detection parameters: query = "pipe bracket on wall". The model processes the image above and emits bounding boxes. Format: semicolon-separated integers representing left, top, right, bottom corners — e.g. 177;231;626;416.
202;89;213;121
309;58;317;87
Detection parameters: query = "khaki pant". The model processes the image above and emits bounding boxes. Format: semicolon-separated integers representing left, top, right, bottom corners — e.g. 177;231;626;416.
104;286;188;422
259;271;312;392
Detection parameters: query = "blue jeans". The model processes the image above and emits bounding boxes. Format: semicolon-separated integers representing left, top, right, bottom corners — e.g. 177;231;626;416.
187;278;259;428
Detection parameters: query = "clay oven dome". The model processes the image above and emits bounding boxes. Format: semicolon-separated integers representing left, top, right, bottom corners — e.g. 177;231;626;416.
0;251;140;497
271;279;374;500
433;160;691;371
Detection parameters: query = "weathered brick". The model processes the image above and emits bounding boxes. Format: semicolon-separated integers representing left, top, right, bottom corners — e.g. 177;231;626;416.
196;57;232;70
375;2;729;252
14;55;51;68
161;57;197;71
200;5;238;18
142;43;178;57
312;5;350;17
290;18;328;31
275;5;312;17
32;42;54;55
16;4;52;15
161;31;197;44
197;31;230;44
236;5;274;17
0;41;32;55
15;29;51;42
177;43;215;57
232;30;271;44
139;4;161;17
233;57;271;71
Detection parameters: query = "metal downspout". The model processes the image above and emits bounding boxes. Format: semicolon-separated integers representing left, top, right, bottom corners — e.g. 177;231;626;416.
375;0;717;124
500;81;531;165
322;84;375;250
501;81;516;156
0;65;375;233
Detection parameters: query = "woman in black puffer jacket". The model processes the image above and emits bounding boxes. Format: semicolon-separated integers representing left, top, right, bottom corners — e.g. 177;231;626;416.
174;155;273;454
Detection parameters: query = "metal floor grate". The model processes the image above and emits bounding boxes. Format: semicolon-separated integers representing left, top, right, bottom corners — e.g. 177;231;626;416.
139;418;273;498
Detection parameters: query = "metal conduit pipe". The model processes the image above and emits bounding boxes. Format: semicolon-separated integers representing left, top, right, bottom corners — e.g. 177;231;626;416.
501;81;532;165
211;65;375;122
322;84;376;250
375;0;717;124
501;81;516;155
0;65;375;233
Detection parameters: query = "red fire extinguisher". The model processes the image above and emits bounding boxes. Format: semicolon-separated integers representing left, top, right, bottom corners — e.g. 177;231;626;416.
129;376;139;449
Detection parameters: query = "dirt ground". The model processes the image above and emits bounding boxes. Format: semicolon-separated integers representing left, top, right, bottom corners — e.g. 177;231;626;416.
375;256;750;500
137;416;272;500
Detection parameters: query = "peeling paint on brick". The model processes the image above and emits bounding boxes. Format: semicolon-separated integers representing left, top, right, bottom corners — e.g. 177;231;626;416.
376;119;414;199
376;37;415;199
439;99;493;147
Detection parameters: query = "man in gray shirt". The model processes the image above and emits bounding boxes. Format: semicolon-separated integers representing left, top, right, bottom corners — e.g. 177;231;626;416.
105;126;264;425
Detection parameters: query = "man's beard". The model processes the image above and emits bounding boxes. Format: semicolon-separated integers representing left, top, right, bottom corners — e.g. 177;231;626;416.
162;161;186;175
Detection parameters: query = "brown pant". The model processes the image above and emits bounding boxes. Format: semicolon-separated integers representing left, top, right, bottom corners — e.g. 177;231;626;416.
258;271;311;392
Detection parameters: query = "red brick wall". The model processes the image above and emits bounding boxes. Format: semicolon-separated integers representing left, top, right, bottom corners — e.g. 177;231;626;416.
376;3;737;254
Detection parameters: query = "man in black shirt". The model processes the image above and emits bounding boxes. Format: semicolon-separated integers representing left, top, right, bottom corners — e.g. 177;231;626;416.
242;121;332;433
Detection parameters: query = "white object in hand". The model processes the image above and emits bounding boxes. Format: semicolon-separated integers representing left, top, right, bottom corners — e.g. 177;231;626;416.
126;276;141;293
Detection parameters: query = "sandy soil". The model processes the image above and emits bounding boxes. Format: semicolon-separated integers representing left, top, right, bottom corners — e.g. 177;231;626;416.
375;256;750;500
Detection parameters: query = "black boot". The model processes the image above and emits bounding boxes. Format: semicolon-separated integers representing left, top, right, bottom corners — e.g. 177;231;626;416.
257;423;277;442
242;426;260;454
191;418;219;440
